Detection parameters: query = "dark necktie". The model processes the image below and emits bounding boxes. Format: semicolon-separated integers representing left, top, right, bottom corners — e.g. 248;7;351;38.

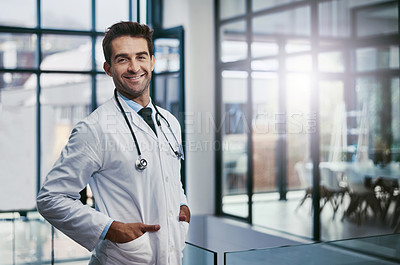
138;107;157;136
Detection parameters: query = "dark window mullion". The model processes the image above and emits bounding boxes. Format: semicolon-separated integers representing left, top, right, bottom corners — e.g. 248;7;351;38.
91;0;97;111
215;0;223;217
36;0;42;195
246;0;253;224
277;38;287;201
137;0;141;23
129;0;133;21
310;0;321;242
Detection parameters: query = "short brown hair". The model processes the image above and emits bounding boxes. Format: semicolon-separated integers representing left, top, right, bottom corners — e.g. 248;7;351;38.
102;21;154;65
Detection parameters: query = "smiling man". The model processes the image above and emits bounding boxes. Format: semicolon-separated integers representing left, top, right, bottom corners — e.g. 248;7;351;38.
103;35;154;106
37;22;190;265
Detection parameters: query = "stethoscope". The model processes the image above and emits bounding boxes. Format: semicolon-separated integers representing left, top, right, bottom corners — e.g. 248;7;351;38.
114;89;184;171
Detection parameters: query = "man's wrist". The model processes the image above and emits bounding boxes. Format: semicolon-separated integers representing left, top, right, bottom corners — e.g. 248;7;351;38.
100;219;114;240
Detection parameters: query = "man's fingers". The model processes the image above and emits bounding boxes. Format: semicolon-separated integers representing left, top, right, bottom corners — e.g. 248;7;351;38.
179;205;191;223
179;214;186;221
141;224;161;232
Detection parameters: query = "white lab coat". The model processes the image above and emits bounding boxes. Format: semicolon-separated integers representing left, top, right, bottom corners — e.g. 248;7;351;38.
37;94;189;265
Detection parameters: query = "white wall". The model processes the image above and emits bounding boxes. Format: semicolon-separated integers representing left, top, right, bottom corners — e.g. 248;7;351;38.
163;0;215;215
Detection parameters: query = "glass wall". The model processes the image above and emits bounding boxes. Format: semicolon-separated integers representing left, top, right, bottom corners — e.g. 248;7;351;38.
225;233;400;265
216;0;400;241
221;70;249;218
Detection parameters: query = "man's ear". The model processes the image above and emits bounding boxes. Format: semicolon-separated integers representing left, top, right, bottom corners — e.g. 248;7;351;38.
103;62;112;76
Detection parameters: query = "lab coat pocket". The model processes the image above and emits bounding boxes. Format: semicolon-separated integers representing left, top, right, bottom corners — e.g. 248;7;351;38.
112;232;154;264
116;232;149;251
179;221;189;252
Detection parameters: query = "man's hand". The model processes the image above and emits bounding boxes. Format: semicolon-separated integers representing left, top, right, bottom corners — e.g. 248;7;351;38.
105;221;160;243
179;205;191;223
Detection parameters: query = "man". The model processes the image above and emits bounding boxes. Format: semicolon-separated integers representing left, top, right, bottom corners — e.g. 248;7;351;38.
37;21;190;265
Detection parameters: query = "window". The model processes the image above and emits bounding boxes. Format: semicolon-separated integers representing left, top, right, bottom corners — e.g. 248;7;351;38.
0;0;142;211
216;0;400;241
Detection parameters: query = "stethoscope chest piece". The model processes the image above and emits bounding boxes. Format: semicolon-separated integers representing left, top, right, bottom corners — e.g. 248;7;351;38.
135;156;148;171
114;89;183;172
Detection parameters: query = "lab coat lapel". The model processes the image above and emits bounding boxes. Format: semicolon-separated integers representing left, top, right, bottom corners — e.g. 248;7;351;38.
130;111;158;141
114;94;158;141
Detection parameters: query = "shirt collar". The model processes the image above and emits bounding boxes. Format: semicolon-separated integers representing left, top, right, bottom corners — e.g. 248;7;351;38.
118;91;153;114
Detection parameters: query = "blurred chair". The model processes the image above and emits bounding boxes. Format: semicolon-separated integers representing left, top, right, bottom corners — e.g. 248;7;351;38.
373;176;399;221
342;168;382;225
295;162;347;219
392;194;400;233
295;161;313;211
320;167;348;219
385;162;400;232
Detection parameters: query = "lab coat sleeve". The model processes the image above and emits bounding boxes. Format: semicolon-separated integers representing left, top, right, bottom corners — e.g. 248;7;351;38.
36;120;112;251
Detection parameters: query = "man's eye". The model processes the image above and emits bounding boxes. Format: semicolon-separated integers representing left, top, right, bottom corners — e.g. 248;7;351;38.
117;58;127;63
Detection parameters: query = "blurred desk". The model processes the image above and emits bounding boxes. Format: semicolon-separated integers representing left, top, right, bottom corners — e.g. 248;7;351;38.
319;161;400;182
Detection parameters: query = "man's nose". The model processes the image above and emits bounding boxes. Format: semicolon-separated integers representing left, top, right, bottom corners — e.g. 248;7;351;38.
128;61;140;72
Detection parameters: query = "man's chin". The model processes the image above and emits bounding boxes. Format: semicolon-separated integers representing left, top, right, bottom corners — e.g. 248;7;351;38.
117;87;148;100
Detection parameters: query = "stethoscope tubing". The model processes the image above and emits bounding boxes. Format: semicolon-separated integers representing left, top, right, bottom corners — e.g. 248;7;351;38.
114;89;183;170
153;105;184;160
114;89;142;157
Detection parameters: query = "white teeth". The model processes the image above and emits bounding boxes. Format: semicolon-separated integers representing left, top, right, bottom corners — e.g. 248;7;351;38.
126;74;144;80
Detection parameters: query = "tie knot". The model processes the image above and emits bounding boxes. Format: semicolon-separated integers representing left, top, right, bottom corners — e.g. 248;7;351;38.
138;107;157;136
138;107;153;118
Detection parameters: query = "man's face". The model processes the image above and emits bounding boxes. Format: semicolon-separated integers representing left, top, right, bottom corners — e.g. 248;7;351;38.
104;36;155;104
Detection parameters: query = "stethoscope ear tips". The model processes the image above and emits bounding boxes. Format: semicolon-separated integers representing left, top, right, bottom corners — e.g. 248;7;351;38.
136;157;148;170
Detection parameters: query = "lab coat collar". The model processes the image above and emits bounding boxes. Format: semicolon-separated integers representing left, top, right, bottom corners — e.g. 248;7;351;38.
113;92;158;141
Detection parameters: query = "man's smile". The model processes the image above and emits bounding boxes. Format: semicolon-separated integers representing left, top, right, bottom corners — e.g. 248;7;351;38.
124;73;146;80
